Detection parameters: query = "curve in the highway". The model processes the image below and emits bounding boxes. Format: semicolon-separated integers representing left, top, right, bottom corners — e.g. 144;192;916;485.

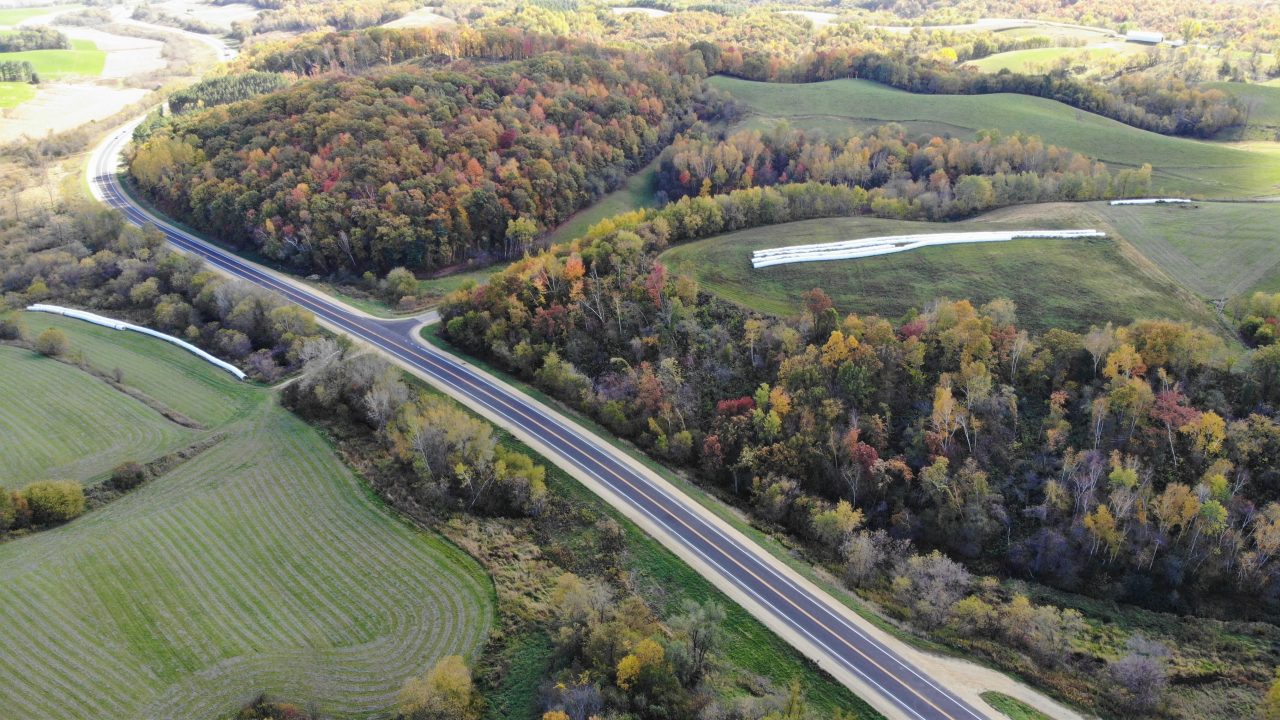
89;121;992;720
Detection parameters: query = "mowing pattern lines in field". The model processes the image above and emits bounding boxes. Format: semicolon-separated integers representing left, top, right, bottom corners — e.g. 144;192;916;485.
0;398;493;719
1090;202;1280;298
661;211;1208;331
24;314;257;427
0;344;195;488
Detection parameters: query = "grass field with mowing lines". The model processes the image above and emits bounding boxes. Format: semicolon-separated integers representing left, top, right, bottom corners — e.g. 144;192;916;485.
22;313;258;427
0;80;34;107
0;38;105;79
709;76;1280;198
660;207;1209;331
0;344;195;488
0;319;494;719
1083;201;1280;299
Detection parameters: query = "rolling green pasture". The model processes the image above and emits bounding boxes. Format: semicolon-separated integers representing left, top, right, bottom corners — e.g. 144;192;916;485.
0;6;63;26
1206;81;1280;140
660;207;1209;331
0;38;105;79
1084;201;1280;299
22;314;258;427
710;76;1280;198
964;44;1144;75
0;80;34;107
0;343;194;488
0;316;493;719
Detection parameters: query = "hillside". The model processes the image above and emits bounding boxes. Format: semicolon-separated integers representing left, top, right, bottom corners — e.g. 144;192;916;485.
659;204;1210;331
0;315;493;719
128;37;709;277
711;76;1280;198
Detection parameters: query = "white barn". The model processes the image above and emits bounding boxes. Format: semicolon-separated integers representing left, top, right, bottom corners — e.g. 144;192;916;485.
1125;30;1165;44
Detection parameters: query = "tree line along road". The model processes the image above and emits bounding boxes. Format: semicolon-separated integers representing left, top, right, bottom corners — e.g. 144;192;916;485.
88;116;1001;720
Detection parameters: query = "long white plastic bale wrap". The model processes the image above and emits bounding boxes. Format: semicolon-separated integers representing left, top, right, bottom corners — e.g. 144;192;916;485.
25;304;247;380
751;229;1106;268
1109;198;1193;206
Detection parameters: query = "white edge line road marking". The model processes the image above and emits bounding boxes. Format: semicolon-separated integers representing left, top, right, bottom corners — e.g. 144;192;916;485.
90;119;1015;720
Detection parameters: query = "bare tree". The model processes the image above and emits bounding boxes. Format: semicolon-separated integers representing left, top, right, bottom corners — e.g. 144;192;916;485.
1110;635;1170;713
1084;322;1116;377
363;377;407;430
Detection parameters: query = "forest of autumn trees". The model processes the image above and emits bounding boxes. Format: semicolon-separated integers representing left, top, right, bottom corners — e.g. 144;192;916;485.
440;208;1280;619
128;31;714;276
224;0;418;38
439;206;1280;711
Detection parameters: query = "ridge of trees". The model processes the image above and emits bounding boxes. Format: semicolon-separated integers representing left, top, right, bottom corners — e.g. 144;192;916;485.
0;26;69;53
1;203;326;382
128;33;717;278
247;20;1242;139
225;0;419;39
656;125;1141;216
478;5;1245;138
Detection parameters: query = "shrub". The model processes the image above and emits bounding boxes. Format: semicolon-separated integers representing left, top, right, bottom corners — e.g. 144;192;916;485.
398;655;476;720
109;461;146;491
21;480;86;525
34;328;67;356
0;314;23;340
0;489;14;532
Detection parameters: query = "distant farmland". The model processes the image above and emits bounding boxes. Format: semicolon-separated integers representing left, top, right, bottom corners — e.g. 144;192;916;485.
0;38;106;79
0;315;493;719
711;76;1280;198
963;44;1145;76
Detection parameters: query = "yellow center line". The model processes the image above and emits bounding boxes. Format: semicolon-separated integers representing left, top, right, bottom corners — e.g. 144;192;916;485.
100;144;963;720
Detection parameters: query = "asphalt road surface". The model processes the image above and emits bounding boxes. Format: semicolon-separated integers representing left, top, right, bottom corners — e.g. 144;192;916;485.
90;122;993;720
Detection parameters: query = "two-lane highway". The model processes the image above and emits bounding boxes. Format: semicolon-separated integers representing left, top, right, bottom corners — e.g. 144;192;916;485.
89;120;993;720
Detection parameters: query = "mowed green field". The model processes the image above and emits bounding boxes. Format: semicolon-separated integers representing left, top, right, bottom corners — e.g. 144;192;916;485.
963;44;1145;75
0;6;65;26
0;38;105;79
710;76;1280;198
21;314;258;428
0;343;195;488
660;206;1210;331
1083;201;1280;299
0;316;494;719
0;80;34;107
1206;82;1280;140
